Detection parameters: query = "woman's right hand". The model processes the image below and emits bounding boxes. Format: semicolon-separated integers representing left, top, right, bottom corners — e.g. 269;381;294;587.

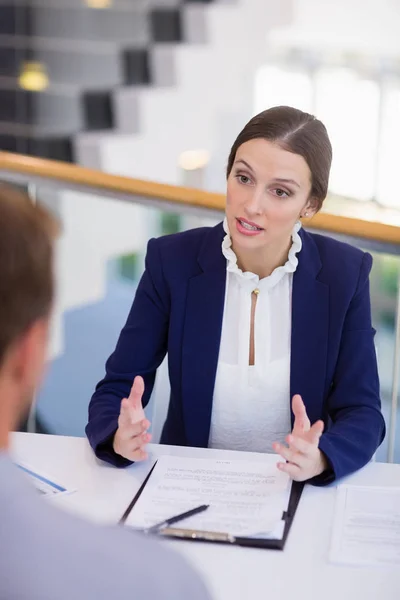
113;376;152;461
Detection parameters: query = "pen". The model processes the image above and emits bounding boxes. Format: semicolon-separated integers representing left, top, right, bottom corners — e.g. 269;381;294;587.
145;504;210;534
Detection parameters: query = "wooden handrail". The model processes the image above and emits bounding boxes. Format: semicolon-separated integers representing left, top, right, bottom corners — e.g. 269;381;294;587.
0;152;224;211
1;151;400;246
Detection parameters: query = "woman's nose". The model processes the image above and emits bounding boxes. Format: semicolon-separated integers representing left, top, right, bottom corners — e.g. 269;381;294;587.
244;189;264;216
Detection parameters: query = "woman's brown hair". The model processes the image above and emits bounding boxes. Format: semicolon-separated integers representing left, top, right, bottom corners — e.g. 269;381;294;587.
227;105;332;211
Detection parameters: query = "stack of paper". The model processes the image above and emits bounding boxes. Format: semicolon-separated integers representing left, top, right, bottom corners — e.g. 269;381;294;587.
124;454;292;540
330;484;400;566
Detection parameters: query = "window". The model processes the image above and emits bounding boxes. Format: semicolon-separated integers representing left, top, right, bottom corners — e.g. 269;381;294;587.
255;59;400;207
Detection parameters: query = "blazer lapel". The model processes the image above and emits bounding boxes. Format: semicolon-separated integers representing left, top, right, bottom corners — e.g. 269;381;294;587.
291;230;330;426
181;224;226;447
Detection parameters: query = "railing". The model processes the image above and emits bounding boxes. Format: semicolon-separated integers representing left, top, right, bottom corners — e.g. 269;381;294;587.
1;151;400;245
1;151;400;463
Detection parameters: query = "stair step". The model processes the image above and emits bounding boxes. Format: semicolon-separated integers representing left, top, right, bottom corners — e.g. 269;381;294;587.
0;87;118;137
0;5;33;36
82;90;114;131
27;0;182;7
150;8;183;43
29;135;74;162
122;48;151;85
29;6;150;46
0;88;82;128
0;44;123;88
0;132;73;162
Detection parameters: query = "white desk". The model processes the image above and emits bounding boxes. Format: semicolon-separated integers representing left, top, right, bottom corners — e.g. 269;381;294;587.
11;432;400;600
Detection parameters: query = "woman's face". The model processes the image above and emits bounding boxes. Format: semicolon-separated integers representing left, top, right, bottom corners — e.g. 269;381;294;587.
226;138;315;252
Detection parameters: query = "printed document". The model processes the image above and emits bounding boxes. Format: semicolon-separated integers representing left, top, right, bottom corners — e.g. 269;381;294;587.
125;454;291;538
330;485;400;566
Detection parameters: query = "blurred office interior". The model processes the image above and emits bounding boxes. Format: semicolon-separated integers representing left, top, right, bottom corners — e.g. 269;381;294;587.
1;0;400;462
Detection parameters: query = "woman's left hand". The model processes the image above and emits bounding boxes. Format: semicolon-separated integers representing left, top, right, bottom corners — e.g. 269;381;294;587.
272;394;328;481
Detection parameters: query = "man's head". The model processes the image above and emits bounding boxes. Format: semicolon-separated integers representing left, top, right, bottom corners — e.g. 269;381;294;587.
0;184;57;442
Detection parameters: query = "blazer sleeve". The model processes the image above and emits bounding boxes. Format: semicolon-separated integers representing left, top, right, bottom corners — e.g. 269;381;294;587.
85;238;170;467
314;252;386;485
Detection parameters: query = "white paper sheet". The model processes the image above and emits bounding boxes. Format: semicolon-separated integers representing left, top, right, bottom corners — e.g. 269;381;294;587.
125;454;291;538
16;462;75;497
330;485;400;566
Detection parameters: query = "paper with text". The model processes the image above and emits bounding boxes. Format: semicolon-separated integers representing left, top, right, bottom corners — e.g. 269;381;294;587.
125;454;291;538
330;485;400;566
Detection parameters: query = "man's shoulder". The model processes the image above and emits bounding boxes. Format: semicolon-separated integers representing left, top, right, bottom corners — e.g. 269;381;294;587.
0;461;210;600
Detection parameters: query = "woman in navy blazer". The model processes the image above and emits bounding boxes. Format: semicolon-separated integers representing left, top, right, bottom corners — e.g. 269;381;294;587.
86;106;385;485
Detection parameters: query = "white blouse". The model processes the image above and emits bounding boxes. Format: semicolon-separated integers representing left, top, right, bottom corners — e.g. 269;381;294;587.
208;219;302;453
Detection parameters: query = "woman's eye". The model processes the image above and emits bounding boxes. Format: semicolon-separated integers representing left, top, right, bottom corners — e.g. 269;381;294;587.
238;175;251;184
273;188;289;198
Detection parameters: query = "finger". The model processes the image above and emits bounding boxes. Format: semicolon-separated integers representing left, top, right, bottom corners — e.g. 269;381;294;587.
309;420;324;444
277;461;304;481
120;396;150;427
127;431;152;453
120;397;149;429
125;376;146;424
126;447;149;462
286;434;316;457
128;376;145;409
272;442;304;469
114;427;151;457
119;397;141;425
119;399;134;422
292;395;311;434
117;416;149;441
300;420;324;446
119;398;135;424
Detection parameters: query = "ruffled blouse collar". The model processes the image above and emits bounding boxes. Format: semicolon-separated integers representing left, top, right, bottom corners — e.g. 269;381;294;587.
222;217;302;289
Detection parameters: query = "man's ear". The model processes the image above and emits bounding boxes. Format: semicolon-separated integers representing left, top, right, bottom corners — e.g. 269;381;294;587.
12;318;49;390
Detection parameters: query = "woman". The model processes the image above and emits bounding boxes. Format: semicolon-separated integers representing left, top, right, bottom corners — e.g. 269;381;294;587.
86;106;385;485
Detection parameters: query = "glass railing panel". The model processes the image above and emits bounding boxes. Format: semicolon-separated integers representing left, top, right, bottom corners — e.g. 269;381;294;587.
27;185;222;440
307;229;400;463
1;161;400;463
368;251;400;462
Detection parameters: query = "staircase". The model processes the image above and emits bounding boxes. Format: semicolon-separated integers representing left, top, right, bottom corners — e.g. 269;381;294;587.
0;0;231;161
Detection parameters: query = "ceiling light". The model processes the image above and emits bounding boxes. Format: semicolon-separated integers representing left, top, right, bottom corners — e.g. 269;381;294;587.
178;150;210;171
18;61;49;92
85;0;112;8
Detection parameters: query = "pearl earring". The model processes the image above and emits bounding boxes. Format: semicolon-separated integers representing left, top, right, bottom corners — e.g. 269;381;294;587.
303;212;308;218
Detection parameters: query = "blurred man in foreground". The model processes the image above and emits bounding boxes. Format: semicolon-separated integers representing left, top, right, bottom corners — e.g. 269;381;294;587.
0;184;211;600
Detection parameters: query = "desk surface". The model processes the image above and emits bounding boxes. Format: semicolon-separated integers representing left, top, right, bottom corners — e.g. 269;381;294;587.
11;433;400;600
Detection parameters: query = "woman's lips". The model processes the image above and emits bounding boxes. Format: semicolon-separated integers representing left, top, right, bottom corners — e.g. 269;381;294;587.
235;218;264;236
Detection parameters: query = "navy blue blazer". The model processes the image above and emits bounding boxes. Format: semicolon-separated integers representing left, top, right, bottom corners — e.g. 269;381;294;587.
86;223;385;485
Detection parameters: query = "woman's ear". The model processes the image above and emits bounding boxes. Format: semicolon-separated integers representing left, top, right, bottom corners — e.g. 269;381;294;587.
301;197;318;219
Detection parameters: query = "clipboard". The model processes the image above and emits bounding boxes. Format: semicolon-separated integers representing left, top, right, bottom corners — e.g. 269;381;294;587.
120;459;304;551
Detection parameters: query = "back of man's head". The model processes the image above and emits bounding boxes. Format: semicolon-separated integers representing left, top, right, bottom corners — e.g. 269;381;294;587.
0;185;57;430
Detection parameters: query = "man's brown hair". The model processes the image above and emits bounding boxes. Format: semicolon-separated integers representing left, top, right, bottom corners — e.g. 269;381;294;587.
0;184;58;367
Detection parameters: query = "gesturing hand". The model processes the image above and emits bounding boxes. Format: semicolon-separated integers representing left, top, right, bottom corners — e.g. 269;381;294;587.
272;394;327;481
113;376;152;462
